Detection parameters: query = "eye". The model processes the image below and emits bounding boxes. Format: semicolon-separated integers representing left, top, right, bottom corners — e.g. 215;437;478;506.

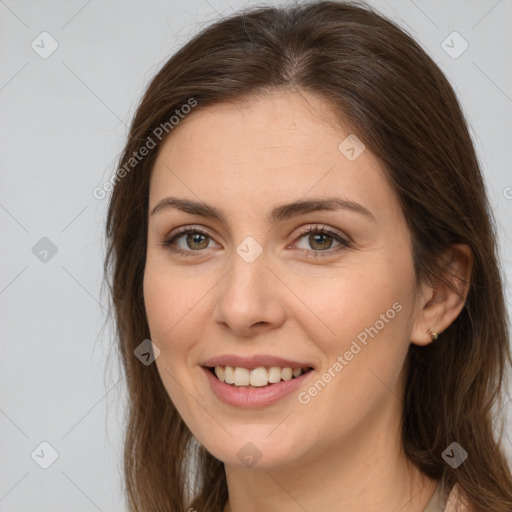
159;226;219;257
292;225;350;257
159;224;350;258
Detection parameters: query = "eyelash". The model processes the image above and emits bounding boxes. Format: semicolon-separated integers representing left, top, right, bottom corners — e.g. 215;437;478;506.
159;224;351;259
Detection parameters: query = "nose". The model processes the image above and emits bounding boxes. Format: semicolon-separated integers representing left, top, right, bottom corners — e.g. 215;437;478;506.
214;247;286;337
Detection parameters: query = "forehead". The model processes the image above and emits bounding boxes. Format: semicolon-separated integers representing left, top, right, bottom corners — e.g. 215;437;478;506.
149;91;398;223
153;91;346;175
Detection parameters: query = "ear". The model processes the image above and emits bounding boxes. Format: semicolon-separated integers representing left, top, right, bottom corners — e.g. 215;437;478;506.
410;244;473;346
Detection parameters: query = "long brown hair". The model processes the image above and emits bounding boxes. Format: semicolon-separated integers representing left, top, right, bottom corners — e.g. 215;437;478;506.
104;1;512;510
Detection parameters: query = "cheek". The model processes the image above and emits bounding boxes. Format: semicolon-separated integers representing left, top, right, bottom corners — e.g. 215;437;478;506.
293;259;413;406
143;260;208;430
294;259;410;345
293;299;410;448
143;269;177;342
143;256;205;344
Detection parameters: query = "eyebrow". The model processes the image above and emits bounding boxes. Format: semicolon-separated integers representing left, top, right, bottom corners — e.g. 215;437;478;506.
151;196;376;223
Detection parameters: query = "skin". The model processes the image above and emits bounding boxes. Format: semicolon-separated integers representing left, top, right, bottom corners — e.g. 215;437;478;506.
143;90;472;512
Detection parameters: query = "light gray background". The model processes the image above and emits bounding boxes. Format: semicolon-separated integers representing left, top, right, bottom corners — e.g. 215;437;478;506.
1;0;511;510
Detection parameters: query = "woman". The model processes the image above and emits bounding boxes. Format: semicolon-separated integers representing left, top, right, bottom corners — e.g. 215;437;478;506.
104;1;512;511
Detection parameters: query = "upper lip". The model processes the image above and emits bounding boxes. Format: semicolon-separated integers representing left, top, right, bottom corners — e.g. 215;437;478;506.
201;355;314;370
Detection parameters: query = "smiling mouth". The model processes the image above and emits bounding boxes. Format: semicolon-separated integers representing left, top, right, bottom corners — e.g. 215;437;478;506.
205;365;314;388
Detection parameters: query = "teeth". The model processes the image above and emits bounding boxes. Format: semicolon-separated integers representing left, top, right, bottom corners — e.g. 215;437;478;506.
249;367;268;387
212;365;309;387
224;366;235;384
268;366;282;383
214;366;224;381
281;367;292;381
234;367;250;386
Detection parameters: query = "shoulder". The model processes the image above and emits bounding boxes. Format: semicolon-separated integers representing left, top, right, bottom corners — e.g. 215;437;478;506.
444;483;472;512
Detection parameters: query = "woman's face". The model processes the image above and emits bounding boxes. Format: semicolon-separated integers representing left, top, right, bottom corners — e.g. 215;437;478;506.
144;90;423;470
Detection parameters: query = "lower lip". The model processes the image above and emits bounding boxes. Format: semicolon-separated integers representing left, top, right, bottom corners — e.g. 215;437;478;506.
202;366;314;408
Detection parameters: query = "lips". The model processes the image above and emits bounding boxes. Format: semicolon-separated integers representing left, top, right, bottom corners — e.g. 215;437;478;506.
200;354;316;407
202;365;315;408
201;354;315;370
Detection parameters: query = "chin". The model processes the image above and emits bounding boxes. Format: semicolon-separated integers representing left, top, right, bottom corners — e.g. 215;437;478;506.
201;432;307;472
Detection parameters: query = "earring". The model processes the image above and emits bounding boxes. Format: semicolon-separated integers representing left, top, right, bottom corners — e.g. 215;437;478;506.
426;328;438;341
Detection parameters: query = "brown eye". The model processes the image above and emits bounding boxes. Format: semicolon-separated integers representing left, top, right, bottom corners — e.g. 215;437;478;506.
160;227;219;256
160;225;349;259
294;226;349;255
308;232;334;250
184;232;210;250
